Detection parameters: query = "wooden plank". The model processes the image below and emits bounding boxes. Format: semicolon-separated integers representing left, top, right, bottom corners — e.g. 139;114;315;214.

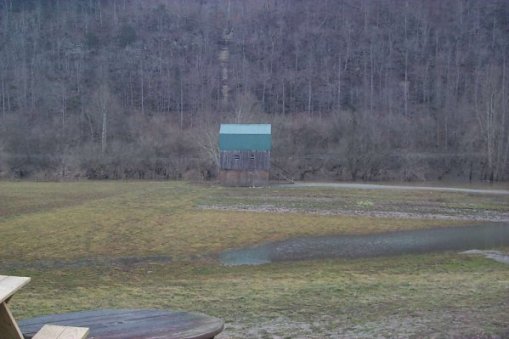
220;151;270;170
33;325;89;339
32;325;65;339
0;275;31;303
219;169;269;186
0;301;24;339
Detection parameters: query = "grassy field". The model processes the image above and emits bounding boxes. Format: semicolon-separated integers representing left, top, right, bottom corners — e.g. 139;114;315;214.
1;181;508;337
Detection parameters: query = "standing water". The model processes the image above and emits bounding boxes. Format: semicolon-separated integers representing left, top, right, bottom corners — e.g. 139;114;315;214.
220;223;509;265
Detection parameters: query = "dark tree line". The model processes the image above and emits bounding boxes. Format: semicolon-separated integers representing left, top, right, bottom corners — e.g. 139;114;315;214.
0;0;508;181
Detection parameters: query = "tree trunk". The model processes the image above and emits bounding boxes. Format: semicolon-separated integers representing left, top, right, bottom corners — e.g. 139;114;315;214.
101;109;107;154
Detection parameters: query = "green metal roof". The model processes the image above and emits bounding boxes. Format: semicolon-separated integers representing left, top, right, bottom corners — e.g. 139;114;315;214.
220;124;271;135
219;124;272;151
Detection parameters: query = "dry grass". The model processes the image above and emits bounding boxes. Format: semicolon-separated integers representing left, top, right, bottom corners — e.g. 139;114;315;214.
0;181;466;261
1;181;508;337
9;255;509;338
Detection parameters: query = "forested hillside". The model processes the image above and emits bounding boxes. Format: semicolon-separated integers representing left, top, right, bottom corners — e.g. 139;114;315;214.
0;0;508;181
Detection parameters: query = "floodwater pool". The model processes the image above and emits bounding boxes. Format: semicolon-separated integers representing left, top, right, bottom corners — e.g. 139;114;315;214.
220;223;509;265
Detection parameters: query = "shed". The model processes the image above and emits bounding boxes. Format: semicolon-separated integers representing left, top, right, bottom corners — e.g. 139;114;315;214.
219;124;271;186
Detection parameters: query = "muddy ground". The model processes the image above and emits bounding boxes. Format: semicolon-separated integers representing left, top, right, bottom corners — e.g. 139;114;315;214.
203;204;509;222
201;182;509;222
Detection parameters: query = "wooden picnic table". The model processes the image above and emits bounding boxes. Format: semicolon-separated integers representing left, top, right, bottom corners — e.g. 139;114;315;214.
19;309;224;339
0;274;31;339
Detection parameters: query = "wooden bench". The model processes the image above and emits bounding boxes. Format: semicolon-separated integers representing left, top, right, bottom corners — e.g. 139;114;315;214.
1;275;90;339
32;325;89;339
1;275;223;338
0;275;31;339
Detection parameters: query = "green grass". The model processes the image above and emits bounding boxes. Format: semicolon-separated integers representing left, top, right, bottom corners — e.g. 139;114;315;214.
1;182;470;262
9;255;509;338
1;181;508;337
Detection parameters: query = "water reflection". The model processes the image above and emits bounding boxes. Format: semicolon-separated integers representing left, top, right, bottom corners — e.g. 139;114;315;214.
220;223;509;265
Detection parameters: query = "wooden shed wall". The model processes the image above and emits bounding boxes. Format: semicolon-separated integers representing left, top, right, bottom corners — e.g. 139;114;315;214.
219;169;269;187
220;151;270;170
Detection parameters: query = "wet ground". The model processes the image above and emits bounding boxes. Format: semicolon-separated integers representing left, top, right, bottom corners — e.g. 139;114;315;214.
461;249;509;265
201;181;509;223
278;182;509;195
220;223;509;265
